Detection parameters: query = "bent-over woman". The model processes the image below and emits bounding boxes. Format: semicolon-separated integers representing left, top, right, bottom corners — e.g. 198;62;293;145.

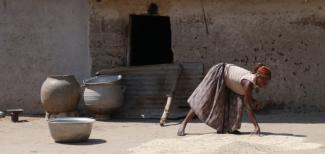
177;63;271;136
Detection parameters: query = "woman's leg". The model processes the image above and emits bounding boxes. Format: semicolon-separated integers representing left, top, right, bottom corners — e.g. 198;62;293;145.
226;93;244;134
177;109;196;136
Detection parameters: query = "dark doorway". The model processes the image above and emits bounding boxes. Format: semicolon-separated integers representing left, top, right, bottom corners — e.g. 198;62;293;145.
129;15;173;66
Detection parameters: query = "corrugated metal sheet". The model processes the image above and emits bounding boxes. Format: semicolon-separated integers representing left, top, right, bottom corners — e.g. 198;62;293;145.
96;63;203;119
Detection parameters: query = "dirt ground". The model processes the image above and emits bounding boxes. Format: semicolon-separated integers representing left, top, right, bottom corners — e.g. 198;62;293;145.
1;113;325;154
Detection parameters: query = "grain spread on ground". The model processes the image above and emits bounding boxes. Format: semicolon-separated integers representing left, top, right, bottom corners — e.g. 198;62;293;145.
130;134;322;154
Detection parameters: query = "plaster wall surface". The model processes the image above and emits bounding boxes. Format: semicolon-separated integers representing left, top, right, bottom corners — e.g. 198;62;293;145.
0;0;91;114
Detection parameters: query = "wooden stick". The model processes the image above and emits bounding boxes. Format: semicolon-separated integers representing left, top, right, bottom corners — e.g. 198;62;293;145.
160;64;183;126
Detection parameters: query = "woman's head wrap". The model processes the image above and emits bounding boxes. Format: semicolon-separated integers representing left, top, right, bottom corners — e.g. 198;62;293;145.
256;66;271;79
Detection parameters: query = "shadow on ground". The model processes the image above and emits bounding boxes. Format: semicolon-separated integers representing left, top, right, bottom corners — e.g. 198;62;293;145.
184;131;306;137
58;139;107;146
242;132;306;137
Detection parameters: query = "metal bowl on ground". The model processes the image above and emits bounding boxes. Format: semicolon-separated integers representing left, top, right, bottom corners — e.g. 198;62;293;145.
48;117;95;143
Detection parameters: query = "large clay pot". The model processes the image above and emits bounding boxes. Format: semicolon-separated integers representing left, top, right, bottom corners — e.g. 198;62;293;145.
41;75;81;114
83;75;124;115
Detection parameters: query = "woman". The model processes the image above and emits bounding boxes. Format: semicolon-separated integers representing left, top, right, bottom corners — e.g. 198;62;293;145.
177;63;271;136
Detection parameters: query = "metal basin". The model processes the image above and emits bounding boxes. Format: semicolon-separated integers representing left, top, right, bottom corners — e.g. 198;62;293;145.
48;117;95;143
84;84;125;114
83;75;125;116
0;111;5;118
83;75;122;85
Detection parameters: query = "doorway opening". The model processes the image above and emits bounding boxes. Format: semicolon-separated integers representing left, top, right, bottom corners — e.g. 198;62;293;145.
128;15;173;66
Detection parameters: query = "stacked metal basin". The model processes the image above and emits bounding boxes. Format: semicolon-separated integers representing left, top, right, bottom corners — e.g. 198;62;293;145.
83;75;124;118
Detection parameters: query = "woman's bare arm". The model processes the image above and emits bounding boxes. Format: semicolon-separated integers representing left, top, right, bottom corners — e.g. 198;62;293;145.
242;79;260;135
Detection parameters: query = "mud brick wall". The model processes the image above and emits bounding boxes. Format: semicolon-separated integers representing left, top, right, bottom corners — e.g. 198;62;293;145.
89;0;325;112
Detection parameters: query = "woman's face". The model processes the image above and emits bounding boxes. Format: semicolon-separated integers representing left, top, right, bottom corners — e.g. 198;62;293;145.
256;76;271;88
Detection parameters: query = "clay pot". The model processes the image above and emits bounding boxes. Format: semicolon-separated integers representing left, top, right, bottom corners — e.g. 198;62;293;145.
83;75;124;115
41;75;81;114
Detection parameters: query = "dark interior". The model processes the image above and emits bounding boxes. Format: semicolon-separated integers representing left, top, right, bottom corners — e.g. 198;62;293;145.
129;15;173;66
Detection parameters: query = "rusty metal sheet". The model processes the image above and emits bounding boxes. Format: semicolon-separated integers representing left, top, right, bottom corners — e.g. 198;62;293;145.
97;63;203;119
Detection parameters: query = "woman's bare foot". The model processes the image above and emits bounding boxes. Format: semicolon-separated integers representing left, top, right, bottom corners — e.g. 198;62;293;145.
177;126;185;136
177;109;195;136
217;130;225;134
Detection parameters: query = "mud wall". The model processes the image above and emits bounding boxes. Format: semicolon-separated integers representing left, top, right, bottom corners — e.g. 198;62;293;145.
89;0;325;112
